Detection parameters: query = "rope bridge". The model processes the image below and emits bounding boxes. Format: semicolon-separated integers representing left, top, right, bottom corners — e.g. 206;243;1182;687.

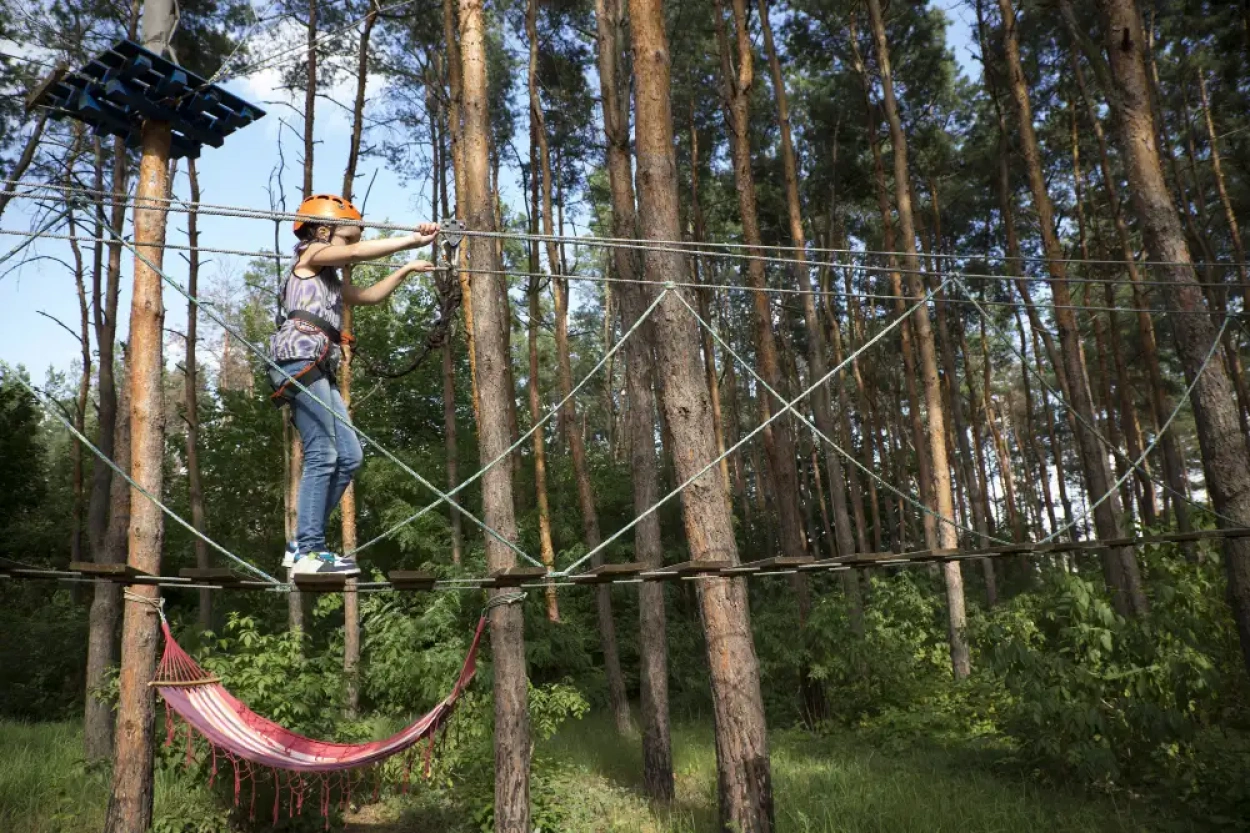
4;186;1248;820
2;184;1245;587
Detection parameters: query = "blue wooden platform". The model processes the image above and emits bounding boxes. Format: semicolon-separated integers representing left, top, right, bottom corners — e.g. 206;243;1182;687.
29;40;265;159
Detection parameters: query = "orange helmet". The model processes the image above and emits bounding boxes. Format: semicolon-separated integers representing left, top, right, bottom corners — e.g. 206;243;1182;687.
293;193;362;237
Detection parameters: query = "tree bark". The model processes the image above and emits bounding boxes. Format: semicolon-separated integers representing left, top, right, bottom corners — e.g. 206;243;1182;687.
629;0;774;827
1096;0;1250;675
460;4;531;829
594;0;674;794
84;133;128;763
996;0;1146;616
526;0;632;732
688;117;731;494
444;0;478;424
759;0;862;625
848;19;935;548
337;0;376;720
1062;23;1184;533
527;259;560;620
103;113;171;833
865;0;968;678
184;159;211;632
713;0;810;571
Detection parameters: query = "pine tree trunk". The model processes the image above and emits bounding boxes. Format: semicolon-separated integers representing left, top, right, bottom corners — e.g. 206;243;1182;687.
65;177;91;572
460;4;532;829
758;0;862;631
594;0;674;794
1064;39;1172;529
104;111;171;833
443;339;463;563
526;0;632;732
338;3;378;718
84;368;126;771
714;0;811;572
865;0;968;677
849;21;935;548
1096;0;1250;676
445;0;478;424
84;134;128;763
1013;308;1058;533
285;425;304;639
996;0;1146;616
688;119;731;494
527;268;560;621
184;159;211;632
629;1;774;827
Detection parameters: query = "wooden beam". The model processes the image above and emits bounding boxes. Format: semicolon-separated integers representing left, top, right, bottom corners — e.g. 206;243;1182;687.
70;561;152;580
178;568;238;584
642;560;732;580
484;565;549;588
740;556;814;573
568;562;646;584
291;573;349;592
387;570;436;592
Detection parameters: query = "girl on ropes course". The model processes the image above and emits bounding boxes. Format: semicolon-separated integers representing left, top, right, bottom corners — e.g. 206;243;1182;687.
269;193;439;578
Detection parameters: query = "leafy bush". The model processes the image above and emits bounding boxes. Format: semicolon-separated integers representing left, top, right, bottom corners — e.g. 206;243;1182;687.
198;611;345;739
978;554;1227;787
807;571;954;725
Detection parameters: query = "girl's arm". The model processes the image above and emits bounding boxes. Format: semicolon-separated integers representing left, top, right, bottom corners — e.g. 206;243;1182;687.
342;260;436;306
306;222;440;268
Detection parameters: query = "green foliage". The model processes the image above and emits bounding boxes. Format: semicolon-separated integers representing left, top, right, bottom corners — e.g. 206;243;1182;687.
198;612;345;738
980;559;1225;786
807;572;953;725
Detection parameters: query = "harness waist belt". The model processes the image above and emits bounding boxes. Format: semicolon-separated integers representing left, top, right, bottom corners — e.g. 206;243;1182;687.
287;309;342;344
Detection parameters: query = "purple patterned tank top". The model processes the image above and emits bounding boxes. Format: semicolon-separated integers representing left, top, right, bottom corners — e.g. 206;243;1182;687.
269;244;344;366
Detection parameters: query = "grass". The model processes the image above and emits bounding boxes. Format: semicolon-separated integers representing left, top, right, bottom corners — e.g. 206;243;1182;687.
0;721;228;833
1;717;1167;832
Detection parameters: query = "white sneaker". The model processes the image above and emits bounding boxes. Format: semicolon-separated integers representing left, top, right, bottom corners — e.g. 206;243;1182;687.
281;541;299;569
290;552;361;577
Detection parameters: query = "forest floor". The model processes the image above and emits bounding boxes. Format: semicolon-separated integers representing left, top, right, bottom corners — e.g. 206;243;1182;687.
0;716;1178;832
352;715;1162;833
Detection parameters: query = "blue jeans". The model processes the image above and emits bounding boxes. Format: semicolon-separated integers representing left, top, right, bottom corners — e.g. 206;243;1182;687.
281;360;363;554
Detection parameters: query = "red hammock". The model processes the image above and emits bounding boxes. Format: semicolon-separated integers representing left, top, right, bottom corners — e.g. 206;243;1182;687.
153;616;486;822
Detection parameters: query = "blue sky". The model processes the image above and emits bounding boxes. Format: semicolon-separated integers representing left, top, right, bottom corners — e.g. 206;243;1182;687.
1;5;980;380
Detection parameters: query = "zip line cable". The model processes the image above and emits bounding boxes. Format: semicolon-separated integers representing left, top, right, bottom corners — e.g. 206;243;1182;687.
558;277;954;578
3;369;282;584
670;289;1012;548
948;275;1244;535
5;175;1243;576
0;220;1242;317
2;183;1247;294
1037;312;1232;544
346;286;669;559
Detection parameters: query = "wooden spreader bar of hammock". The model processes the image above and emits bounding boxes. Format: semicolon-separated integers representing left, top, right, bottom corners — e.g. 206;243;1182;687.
4;528;1248;591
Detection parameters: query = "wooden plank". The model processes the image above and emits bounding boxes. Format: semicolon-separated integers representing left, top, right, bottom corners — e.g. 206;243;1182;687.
69;561;151;580
26;62;68;112
741;556;814;573
485;566;550;588
291;573;348;592
642;560;732;580
568;562;646;584
178;568;239;584
387;570;436;591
